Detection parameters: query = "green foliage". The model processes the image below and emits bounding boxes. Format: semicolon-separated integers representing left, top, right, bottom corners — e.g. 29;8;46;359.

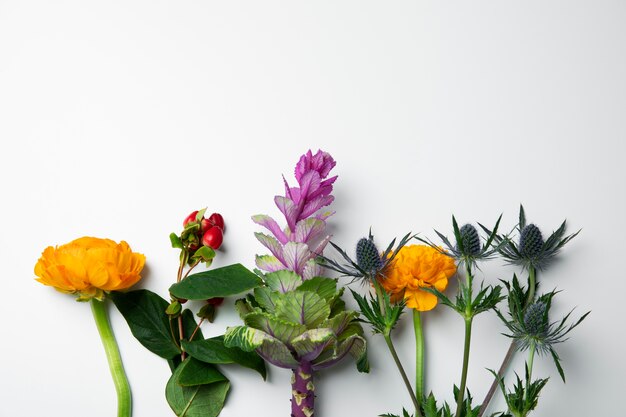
169;264;262;300
165;361;230;417
224;276;368;373
424;282;503;319
350;288;404;336
419;215;505;268
320;230;414;283
490;365;549;417
263;270;303;293
170;233;184;249
490;205;580;271
111;289;181;359
381;390;480;417
496;285;589;382
177;358;227;387
182;336;267;379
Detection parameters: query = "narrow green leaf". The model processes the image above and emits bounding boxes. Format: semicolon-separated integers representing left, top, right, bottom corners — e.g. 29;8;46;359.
166;363;230;417
550;348;566;382
169;264;262;300
182;336;266;378
111;290;180;359
177;358;227;387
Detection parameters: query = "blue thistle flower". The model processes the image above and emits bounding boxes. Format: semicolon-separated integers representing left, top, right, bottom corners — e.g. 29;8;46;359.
319;230;413;284
496;287;589;382
494;205;580;271
419;215;505;267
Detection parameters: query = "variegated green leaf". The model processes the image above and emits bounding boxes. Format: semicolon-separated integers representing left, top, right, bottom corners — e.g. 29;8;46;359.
253;287;279;312
275;291;331;328
244;312;306;345
292;328;336;361
322;310;360;336
296;277;337;301
312;333;367;371
224;326;299;369
264;270;303;293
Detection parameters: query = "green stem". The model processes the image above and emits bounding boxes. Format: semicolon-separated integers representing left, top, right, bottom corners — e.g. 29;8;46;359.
413;310;425;402
526;267;536;306
455;317;473;417
527;341;536;382
91;298;132;417
374;280;387;315
384;333;423;417
478;267;539;417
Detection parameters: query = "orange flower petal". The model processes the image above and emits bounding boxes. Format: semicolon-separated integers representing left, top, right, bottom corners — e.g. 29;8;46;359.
34;237;145;300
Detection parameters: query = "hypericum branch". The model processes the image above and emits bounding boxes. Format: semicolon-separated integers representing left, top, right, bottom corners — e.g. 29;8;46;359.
91;298;132;417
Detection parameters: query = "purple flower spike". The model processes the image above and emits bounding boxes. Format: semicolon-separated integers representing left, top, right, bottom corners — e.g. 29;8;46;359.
295;149;336;183
253;149;337;279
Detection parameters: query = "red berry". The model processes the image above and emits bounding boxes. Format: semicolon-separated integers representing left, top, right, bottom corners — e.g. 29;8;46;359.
202;227;223;250
201;218;214;232
183;211;199;227
207;297;224;306
208;213;225;231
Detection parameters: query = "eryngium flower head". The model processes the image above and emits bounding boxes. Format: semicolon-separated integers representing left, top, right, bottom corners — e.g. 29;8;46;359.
519;224;544;259
34;237;146;301
320;230;413;284
496;205;580;271
419;215;505;268
496;288;589;381
356;237;384;276
523;301;549;337
458;224;482;257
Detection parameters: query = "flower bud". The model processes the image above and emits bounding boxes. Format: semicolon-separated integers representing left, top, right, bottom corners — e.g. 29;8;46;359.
166;300;182;317
356;237;383;275
458;224;481;256
519;224;544;259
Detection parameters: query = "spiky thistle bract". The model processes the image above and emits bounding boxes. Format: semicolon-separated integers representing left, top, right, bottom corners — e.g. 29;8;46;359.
320;230;414;284
496;278;589;381
492;205;580;271
381;388;480;417
419;215;506;269
489;364;549;417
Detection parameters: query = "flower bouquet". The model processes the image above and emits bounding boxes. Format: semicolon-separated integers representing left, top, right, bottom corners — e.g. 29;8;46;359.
34;150;587;417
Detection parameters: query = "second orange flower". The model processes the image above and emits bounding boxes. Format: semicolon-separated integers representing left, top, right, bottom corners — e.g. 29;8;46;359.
381;245;456;311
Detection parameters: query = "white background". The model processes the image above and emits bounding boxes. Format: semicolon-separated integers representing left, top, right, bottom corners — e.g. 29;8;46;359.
1;1;624;416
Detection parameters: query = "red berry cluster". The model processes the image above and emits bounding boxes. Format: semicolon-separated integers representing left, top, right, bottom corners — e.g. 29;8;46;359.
183;211;225;250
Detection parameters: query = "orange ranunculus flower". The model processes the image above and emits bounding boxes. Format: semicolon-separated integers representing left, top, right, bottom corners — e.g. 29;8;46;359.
34;237;145;300
381;245;456;311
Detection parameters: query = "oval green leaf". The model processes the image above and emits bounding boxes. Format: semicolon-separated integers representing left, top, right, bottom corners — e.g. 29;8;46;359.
169;264;262;300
